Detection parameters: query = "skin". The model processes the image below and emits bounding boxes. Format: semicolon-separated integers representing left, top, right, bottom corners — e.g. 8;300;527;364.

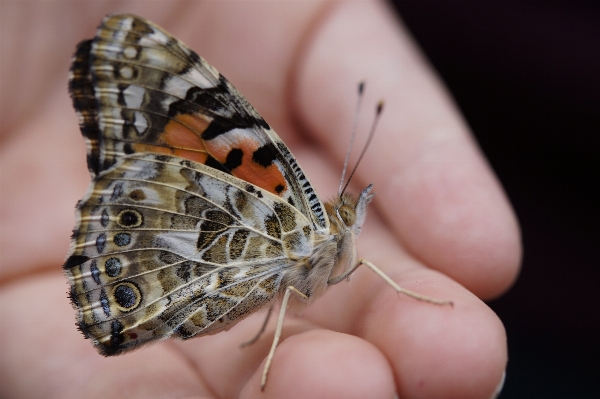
0;1;521;398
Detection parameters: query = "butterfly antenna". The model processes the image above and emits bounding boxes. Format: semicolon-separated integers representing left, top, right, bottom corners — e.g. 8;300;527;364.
338;81;365;196
340;100;384;196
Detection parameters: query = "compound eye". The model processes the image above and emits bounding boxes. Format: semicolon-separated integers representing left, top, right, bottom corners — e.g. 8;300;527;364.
338;205;356;227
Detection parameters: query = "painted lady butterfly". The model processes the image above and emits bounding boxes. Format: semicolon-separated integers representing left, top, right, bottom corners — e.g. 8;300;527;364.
64;14;451;389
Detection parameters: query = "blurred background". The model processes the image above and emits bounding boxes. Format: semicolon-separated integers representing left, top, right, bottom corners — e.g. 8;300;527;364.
390;2;599;398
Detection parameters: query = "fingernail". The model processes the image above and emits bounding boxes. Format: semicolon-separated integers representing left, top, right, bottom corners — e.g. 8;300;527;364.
488;370;506;399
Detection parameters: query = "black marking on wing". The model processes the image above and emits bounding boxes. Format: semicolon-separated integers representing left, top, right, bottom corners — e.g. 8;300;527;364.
224;148;243;170
63;254;90;270
205;155;231;174
99;288;111;317
90;260;101;285
252;143;278;167
276;141;327;229
168;74;270;141
69;39;101;175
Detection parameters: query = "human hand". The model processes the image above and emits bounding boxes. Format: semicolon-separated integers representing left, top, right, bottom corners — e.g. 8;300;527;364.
0;2;520;398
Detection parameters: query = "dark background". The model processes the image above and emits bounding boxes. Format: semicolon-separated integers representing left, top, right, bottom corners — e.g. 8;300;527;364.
390;2;599;398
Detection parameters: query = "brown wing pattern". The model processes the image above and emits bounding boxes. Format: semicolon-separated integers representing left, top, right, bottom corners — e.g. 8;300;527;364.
68;14;327;230
64;154;315;355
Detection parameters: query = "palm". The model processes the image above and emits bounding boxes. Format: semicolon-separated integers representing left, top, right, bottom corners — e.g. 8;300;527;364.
0;2;520;398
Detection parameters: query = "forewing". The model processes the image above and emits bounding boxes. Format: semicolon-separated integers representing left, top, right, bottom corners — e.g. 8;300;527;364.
69;14;327;230
64;154;315;355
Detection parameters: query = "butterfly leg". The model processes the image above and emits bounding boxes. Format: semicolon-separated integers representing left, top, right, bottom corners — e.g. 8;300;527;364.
328;259;453;306
261;286;308;391
240;306;273;348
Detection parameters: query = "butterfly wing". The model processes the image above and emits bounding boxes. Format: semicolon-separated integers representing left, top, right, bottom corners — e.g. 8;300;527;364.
69;14;327;231
65;14;330;354
64;154;315;355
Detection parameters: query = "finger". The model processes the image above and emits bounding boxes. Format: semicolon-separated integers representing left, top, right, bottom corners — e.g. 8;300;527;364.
354;220;507;399
294;149;507;398
168;313;298;399
170;308;336;398
303;225;507;398
173;318;395;398
0;273;213;398
293;1;521;299
240;330;396;399
0;90;87;281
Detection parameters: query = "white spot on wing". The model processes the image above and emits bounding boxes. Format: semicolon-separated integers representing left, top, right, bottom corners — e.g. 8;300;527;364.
133;111;148;134
122;85;145;109
113;17;133;41
163;75;196;98
183;67;218;89
124;46;138;59
120;66;133;79
139;29;170;47
94;42;126;56
161;95;179;110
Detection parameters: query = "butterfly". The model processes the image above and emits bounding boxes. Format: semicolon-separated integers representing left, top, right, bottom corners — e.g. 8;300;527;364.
63;14;451;389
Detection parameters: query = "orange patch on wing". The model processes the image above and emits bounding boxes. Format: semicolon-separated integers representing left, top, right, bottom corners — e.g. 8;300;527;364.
145;114;210;163
205;135;256;162
131;143;209;164
133;113;211;163
173;149;208;163
164;113;209;150
235;160;287;197
145;113;289;196
206;136;288;197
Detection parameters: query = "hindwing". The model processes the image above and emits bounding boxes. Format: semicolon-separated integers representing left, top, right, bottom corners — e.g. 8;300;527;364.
64;154;315;354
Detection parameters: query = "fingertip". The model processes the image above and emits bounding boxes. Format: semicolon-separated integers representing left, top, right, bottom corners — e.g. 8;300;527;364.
240;330;396;399
389;140;522;299
365;283;507;399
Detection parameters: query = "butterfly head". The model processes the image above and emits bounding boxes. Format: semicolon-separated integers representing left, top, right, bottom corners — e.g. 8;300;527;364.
324;184;374;279
329;184;373;235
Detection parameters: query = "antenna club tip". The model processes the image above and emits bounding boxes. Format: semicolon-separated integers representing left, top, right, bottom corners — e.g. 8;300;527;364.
358;81;365;94
376;100;384;114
